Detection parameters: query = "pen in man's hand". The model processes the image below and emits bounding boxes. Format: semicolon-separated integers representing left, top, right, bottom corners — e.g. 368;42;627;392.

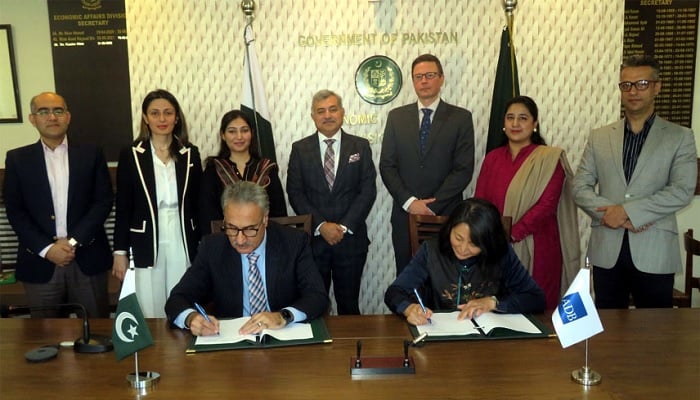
194;302;218;334
412;288;432;324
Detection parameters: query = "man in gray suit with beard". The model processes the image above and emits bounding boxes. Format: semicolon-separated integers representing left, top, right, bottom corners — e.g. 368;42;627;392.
287;90;376;315
380;54;475;275
573;55;697;308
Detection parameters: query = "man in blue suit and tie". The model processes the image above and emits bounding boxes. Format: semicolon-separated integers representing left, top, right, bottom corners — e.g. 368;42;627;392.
287;90;377;315
573;55;697;308
380;54;475;275
4;92;113;317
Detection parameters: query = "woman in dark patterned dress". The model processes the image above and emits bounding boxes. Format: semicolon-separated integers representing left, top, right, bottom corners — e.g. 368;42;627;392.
200;110;287;235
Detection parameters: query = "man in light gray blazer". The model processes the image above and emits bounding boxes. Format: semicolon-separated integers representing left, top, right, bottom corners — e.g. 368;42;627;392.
380;54;475;275
573;55;697;308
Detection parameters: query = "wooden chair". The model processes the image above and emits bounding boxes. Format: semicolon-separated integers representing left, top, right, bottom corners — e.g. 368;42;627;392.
408;214;513;256
210;220;223;234
672;229;700;307
211;214;312;237
269;214;312;236
408;214;448;256
501;216;513;240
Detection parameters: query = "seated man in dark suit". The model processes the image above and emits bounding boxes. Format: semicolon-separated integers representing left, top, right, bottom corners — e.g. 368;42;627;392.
165;181;329;336
4;92;113;318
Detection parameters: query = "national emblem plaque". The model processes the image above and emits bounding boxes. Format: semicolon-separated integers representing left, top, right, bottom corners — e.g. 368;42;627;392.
355;55;402;105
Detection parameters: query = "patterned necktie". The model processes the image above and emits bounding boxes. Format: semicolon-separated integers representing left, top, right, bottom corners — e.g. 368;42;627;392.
323;139;336;190
419;108;432;155
247;252;267;315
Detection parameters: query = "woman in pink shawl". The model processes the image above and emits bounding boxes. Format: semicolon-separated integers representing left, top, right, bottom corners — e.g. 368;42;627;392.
475;96;579;309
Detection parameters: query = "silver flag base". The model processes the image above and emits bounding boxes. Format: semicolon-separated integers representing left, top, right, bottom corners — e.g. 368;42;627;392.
127;371;160;395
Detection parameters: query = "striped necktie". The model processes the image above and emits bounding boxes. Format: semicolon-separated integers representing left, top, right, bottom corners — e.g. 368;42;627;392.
247;252;267;315
323;139;336;190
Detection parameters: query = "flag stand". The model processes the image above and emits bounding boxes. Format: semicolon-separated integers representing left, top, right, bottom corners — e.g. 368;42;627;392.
552;260;604;385
571;336;601;385
571;261;601;385
126;351;160;394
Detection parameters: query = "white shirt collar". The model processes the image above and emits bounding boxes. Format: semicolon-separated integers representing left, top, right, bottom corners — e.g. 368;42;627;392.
417;98;441;113
317;129;341;144
41;135;68;152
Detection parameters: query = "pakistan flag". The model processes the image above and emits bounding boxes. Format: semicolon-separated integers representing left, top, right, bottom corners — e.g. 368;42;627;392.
112;268;153;361
486;26;520;154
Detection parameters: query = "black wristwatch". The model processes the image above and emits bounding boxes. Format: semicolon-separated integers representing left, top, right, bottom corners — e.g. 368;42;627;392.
280;309;294;325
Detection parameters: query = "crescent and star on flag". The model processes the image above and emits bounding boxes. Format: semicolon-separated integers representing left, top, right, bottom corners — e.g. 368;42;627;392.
115;312;141;343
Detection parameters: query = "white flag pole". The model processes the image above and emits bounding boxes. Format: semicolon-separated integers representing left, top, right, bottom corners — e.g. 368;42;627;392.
124;250;160;393
571;259;602;385
241;0;263;157
134;351;139;384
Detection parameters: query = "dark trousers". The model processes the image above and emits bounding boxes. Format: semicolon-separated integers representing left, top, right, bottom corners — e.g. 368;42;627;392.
23;261;109;318
312;234;367;315
593;232;674;309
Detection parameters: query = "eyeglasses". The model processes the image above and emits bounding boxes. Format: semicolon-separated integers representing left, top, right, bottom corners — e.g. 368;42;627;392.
32;108;67;118
221;220;264;237
412;72;441;81
618;80;658;92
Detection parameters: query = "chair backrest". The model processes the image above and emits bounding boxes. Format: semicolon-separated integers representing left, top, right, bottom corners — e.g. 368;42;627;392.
211;214;312;237
408;214;513;256
501;216;513;239
270;214;312;236
683;229;700;304
210;220;223;234
408;214;448;256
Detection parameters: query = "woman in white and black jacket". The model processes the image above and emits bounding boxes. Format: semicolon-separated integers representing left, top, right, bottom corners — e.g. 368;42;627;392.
112;89;202;318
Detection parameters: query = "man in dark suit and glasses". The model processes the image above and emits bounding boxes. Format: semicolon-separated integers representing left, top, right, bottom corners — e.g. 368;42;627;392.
4;92;113;317
287;89;377;315
166;181;328;336
380;54;475;275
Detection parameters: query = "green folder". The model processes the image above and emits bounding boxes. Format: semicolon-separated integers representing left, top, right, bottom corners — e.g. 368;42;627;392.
0;270;16;285
186;318;332;353
408;312;554;342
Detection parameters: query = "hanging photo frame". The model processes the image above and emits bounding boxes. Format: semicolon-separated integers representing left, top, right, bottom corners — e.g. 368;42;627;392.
0;25;22;123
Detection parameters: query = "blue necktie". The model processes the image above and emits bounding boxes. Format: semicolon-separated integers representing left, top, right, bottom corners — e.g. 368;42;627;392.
247;252;267;315
419;108;432;155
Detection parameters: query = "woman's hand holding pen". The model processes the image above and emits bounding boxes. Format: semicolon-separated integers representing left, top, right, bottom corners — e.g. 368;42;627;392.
403;303;433;326
239;311;285;335
457;297;497;320
188;313;220;336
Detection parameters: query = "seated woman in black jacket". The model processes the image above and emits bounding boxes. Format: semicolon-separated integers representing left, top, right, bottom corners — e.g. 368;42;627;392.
385;198;546;325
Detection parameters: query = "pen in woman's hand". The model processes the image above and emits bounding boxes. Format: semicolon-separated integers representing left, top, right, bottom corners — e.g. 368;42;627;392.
413;288;432;324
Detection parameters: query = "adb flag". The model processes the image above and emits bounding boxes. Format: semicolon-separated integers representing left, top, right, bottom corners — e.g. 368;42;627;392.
241;24;277;163
112;268;153;361
551;269;603;348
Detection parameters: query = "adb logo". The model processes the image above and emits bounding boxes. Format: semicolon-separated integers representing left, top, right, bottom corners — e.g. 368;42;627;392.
557;292;588;324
